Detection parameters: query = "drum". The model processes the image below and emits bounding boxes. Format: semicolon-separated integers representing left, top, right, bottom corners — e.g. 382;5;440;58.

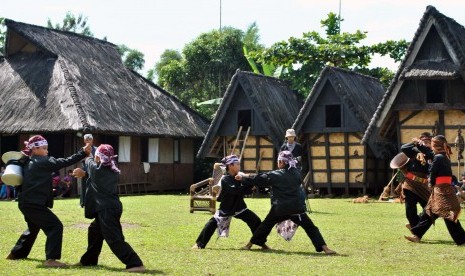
2;160;23;186
390;152;410;169
1;151;25;186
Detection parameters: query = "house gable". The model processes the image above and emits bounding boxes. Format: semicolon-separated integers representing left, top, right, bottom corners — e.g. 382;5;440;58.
363;6;465;151
301;80;365;133
415;24;452;62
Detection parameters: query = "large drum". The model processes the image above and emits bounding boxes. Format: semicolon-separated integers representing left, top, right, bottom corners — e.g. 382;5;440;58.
1;151;25;186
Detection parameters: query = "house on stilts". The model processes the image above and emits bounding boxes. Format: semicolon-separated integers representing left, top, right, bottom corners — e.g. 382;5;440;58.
196;70;303;172
0;19;209;193
363;5;465;177
293;66;386;195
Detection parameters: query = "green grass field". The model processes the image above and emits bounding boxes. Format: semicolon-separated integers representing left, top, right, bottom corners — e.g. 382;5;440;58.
0;195;464;275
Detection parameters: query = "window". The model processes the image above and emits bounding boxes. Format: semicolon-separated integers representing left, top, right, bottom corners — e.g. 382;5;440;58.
325;104;342;127
426;80;445;103
238;110;252;129
118;136;131;162
148;138;159;163
173;139;180;163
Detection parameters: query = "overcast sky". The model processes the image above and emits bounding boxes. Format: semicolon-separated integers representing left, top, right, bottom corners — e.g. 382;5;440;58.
3;0;465;75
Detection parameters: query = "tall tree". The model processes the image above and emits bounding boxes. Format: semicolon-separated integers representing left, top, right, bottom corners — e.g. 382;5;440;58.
155;26;250;118
249;12;408;94
47;12;93;37
47;13;145;72
118;44;145;72
0;17;5;55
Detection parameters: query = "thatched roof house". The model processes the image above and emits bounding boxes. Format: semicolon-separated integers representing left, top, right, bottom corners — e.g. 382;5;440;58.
0;19;209;191
1;19;208;136
292;66;385;195
197;70;303;172
363;6;465;158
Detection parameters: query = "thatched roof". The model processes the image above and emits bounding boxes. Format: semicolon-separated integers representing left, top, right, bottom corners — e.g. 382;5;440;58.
293;66;384;133
0;19;209;137
363;5;465;146
197;70;303;158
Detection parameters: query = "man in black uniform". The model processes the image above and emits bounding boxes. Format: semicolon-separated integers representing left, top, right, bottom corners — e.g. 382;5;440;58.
6;135;90;267
192;155;267;249
237;151;336;254
397;132;434;231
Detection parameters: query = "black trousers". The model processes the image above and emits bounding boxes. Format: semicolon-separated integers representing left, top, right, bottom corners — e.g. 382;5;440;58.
195;209;261;248
411;212;465;245
250;206;327;252
10;203;63;260
79;208;143;269
404;189;428;227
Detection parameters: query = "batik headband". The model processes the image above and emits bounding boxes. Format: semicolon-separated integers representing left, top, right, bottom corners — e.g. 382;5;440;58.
27;139;48;149
95;144;120;173
221;155;240;165
278;150;297;169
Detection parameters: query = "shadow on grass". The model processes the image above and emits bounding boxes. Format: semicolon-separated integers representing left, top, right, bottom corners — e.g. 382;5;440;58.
420;239;456;245
209;248;348;257
34;263;164;274
307;211;335;215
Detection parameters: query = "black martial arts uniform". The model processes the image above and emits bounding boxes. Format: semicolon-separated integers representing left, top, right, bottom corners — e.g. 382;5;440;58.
79;157;143;269
9;149;87;260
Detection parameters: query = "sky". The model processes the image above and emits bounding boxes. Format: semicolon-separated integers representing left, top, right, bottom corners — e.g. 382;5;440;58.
2;0;465;76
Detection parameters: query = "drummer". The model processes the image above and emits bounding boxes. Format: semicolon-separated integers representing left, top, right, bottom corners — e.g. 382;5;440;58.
395;132;434;231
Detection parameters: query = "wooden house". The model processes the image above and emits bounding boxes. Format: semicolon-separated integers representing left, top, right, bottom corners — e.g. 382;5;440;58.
0;19;209;192
292;66;386;195
197;70;303;172
363;6;465;177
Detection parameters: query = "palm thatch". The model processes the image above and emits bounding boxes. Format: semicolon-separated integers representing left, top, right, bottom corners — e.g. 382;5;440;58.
0;19;208;137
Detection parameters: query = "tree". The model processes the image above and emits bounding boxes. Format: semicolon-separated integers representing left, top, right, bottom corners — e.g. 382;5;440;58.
147;49;182;81
155;27;250;118
0;17;5;56
47;12;93;37
118;44;145;72
47;13;145;72
249;12;408;94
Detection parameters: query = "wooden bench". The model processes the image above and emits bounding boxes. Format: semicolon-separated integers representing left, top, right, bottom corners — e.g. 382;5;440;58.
118;182;150;195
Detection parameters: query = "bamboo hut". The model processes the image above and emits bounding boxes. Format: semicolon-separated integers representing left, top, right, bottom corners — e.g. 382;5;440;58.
363;6;465;178
0;19;209;192
197;70;303;172
293;66;385;195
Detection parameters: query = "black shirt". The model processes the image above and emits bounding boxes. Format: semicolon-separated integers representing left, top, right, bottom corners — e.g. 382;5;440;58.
217;174;253;216
18;149;86;208
401;142;433;174
429;153;452;186
84;157;122;219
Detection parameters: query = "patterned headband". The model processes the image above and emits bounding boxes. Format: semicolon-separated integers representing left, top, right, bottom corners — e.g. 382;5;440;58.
27;139;48;149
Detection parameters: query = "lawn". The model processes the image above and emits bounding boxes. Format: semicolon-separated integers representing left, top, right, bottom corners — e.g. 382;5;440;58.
0;195;464;275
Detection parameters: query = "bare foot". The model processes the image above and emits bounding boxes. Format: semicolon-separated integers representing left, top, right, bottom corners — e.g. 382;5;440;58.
404;235;420;243
44;259;68;268
191;243;202;249
241;242;252;250
126;265;146;273
261;244;272;250
322;245;336;255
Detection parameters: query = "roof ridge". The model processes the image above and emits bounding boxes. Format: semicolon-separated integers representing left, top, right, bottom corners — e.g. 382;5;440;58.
5;18;117;48
58;59;91;131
